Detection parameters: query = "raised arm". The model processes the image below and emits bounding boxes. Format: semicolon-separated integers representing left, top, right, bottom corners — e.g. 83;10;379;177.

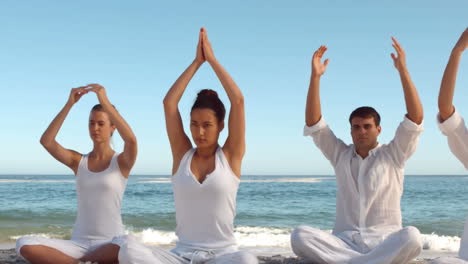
439;28;468;121
163;29;205;173
306;46;329;126
40;87;87;174
391;37;423;125
86;84;138;178
200;28;245;177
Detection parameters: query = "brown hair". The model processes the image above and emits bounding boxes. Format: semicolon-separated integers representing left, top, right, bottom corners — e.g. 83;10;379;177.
90;104;116;125
349;106;381;126
191;89;226;122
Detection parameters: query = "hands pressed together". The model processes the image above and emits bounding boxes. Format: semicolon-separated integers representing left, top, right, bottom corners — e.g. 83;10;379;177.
67;84;108;106
195;27;216;65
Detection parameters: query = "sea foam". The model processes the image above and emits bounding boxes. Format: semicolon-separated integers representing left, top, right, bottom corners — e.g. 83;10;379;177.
116;227;463;252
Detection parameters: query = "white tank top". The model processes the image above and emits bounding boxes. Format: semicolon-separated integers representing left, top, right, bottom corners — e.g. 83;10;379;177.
172;148;240;249
72;152;127;241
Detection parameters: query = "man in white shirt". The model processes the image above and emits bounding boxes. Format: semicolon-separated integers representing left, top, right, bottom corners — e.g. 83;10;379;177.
291;38;424;264
431;28;468;264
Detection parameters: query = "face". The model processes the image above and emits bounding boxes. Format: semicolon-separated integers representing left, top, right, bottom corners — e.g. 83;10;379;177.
350;116;381;151
88;111;115;143
190;108;224;148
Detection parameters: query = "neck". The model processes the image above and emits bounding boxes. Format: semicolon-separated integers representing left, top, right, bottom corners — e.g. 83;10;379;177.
355;142;378;159
91;141;114;158
195;144;218;158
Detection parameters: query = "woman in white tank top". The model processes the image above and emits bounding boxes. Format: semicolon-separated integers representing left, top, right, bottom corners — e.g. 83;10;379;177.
117;28;257;264
16;84;137;264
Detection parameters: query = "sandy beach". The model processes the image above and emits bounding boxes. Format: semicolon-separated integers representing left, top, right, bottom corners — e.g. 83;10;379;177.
0;247;439;264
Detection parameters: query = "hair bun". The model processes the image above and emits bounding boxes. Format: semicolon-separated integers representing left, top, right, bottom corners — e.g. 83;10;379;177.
197;89;219;99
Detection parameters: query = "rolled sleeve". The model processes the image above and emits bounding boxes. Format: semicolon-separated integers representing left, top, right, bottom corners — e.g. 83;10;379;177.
401;115;424;133
386;116;424;169
438;110;463;135
304;117;328;137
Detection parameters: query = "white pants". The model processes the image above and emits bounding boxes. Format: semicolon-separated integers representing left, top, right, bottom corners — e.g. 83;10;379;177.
291;226;422;264
15;235;124;260
118;235;258;264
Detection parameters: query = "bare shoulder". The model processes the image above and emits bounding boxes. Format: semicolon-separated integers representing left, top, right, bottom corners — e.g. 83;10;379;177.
68;149;83;175
221;147;242;178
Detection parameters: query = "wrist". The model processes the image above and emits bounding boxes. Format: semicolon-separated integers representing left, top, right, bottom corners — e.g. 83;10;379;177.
397;65;409;75
311;72;322;80
207;57;218;65
192;59;204;67
65;101;74;108
98;95;111;106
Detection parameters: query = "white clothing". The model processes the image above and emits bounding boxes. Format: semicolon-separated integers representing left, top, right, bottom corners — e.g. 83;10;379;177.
118;235;258;264
117;148;257;264
16;152;127;259
292;115;423;263
16;235;125;260
172;147;239;249
73;152;127;241
303;116;423;248
438;110;468;169
437;110;468;261
291;225;422;264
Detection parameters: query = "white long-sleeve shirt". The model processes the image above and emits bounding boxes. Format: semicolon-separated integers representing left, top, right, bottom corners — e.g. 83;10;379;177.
438;110;468;260
438;110;468;169
304;116;423;248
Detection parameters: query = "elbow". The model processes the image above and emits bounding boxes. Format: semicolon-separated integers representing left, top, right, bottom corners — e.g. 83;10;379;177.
408;113;424;125
232;95;244;106
40;137;53;149
162;97;170;107
163;97;177;111
127;136;138;146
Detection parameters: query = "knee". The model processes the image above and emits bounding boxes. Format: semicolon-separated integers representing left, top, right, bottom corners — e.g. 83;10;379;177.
402;226;422;252
291;226;307;243
112;234;131;247
291;226;313;247
290;226;312;256
236;251;259;264
18;245;37;260
16;236;37;258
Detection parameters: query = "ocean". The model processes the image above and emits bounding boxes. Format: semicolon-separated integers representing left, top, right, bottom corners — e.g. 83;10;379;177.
0;174;467;255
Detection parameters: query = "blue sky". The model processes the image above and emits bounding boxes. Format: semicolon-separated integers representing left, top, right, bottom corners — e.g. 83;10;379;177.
0;0;467;175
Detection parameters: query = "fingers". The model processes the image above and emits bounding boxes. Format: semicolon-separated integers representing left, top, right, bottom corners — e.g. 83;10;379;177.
313;45;327;61
85;84;104;91
324;58;330;67
391;37;405;55
198;28;203;44
390;53;397;61
72;86;88;95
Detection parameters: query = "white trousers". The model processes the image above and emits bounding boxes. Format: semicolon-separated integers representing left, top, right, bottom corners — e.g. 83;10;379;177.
290;226;422;264
117;235;258;264
15;235;124;260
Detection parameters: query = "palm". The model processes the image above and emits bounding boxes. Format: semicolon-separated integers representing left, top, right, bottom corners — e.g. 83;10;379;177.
391;37;406;71
312;45;329;76
195;29;205;63
313;59;327;75
201;28;216;63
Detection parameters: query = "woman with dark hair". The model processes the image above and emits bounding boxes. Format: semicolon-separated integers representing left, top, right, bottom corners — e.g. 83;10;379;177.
117;28;257;264
16;84;137;264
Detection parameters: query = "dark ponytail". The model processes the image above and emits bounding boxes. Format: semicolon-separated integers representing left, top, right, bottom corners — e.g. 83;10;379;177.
191;89;226;122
